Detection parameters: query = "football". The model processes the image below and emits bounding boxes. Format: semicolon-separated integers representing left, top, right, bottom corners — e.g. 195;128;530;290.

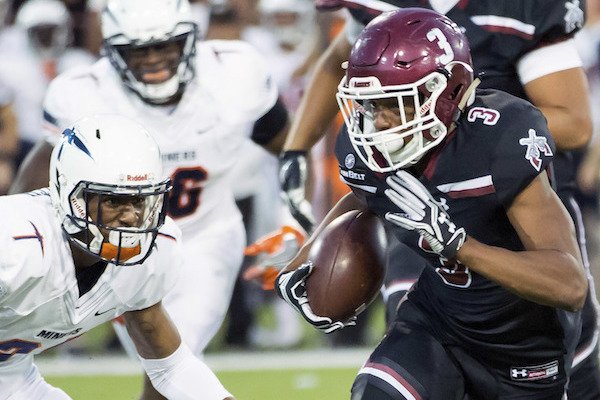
305;209;387;321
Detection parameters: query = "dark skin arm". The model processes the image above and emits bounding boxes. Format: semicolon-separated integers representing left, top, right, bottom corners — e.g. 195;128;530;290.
283;31;351;152
9;139;54;194
285;173;586;311
457;172;587;311
0;103;19;195
524;67;592;150
261;119;290;154
124;302;235;400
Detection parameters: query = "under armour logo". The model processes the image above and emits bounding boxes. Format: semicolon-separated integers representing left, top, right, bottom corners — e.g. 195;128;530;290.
519;129;553;171
511;369;528;379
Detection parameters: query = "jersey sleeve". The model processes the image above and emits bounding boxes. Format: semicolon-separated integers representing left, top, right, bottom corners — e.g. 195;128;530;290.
490;100;555;207
200;40;278;124
120;218;184;311
531;0;585;46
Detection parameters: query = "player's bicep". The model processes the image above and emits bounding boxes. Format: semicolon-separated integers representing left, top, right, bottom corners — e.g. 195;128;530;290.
9;140;54;194
123;301;181;359
506;171;580;262
523;67;592;150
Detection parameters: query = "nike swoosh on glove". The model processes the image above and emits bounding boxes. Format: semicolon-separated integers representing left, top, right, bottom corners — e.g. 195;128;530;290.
275;262;356;333
383;170;467;260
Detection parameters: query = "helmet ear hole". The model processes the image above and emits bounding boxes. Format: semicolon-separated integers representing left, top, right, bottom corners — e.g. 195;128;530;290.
449;83;464;100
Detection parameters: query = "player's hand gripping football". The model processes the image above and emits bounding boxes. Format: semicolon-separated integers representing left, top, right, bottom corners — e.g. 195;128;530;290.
279;151;316;233
275;263;357;333
243;225;305;290
384;170;467;259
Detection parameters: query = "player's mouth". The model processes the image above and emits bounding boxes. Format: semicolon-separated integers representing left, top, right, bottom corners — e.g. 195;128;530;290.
140;67;173;84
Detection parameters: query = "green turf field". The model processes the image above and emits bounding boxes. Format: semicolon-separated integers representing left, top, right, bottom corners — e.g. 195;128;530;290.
46;367;358;399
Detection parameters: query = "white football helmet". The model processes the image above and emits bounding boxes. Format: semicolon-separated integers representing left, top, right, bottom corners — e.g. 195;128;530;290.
49;114;171;266
101;0;198;104
258;0;315;48
15;0;71;58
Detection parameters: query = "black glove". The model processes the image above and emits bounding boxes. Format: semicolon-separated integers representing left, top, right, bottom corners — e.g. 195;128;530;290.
384;170;467;259
275;263;356;333
279;150;315;233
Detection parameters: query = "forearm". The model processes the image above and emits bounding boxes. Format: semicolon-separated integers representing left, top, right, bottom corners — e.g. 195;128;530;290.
9;139;54;194
124;303;180;359
140;342;234;400
457;237;587;311
283;33;350;151
0;104;19;157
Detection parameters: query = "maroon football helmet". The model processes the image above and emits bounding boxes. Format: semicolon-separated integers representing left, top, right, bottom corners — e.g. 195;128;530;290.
337;8;474;172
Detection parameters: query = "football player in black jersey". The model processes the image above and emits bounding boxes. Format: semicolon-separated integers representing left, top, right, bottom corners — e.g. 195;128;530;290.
278;1;600;397
276;9;588;399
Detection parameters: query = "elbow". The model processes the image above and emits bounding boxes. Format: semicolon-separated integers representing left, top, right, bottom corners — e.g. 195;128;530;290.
562;274;588;312
571;114;593;150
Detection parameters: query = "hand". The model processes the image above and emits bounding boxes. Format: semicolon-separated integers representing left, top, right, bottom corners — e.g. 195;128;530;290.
275;262;356;333
384;170;466;259
279;150;315;233
243;225;305;290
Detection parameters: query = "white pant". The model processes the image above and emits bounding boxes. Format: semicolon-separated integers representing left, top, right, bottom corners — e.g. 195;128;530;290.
115;217;245;356
1;357;71;400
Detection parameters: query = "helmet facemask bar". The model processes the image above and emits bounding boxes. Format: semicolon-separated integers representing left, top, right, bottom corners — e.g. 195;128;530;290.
103;22;198;105
337;71;449;173
64;180;171;266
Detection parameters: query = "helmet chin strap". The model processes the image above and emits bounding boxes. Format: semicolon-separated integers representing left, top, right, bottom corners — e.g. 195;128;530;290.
139;75;181;103
457;77;481;111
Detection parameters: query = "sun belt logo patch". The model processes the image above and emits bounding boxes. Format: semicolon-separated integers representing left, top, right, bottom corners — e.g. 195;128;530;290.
519;129;553;171
345;154;355;169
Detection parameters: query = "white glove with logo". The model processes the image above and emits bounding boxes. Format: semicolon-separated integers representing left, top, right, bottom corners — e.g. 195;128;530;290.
384;170;467;259
275;262;356;333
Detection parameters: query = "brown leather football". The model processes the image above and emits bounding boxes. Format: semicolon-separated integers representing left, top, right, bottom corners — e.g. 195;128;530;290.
305;209;387;321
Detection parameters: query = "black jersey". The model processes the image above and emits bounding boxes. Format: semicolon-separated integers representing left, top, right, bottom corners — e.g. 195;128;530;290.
344;0;585;193
335;89;575;366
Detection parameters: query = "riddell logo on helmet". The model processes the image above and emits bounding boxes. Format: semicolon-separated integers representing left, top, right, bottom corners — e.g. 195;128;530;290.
127;174;149;182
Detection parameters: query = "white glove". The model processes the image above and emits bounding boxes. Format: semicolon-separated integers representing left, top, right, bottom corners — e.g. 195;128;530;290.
384;170;467;259
275;262;356;333
279;151;316;233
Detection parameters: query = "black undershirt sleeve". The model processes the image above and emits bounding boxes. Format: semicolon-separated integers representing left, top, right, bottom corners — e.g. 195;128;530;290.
250;97;289;146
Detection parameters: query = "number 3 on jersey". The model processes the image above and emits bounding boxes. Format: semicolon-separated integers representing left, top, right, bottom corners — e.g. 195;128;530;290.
168;166;208;219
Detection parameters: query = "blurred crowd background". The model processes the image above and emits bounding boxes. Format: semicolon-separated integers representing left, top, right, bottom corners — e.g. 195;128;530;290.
1;0;600;356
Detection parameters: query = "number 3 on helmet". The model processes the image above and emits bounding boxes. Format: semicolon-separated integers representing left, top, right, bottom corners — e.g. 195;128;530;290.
337;8;476;172
49;115;171;266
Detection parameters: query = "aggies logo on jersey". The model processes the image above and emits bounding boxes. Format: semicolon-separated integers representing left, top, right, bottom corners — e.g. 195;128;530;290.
519;129;553;172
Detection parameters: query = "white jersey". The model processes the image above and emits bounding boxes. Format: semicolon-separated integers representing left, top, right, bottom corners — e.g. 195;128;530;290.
43;40;278;237
0;189;182;396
